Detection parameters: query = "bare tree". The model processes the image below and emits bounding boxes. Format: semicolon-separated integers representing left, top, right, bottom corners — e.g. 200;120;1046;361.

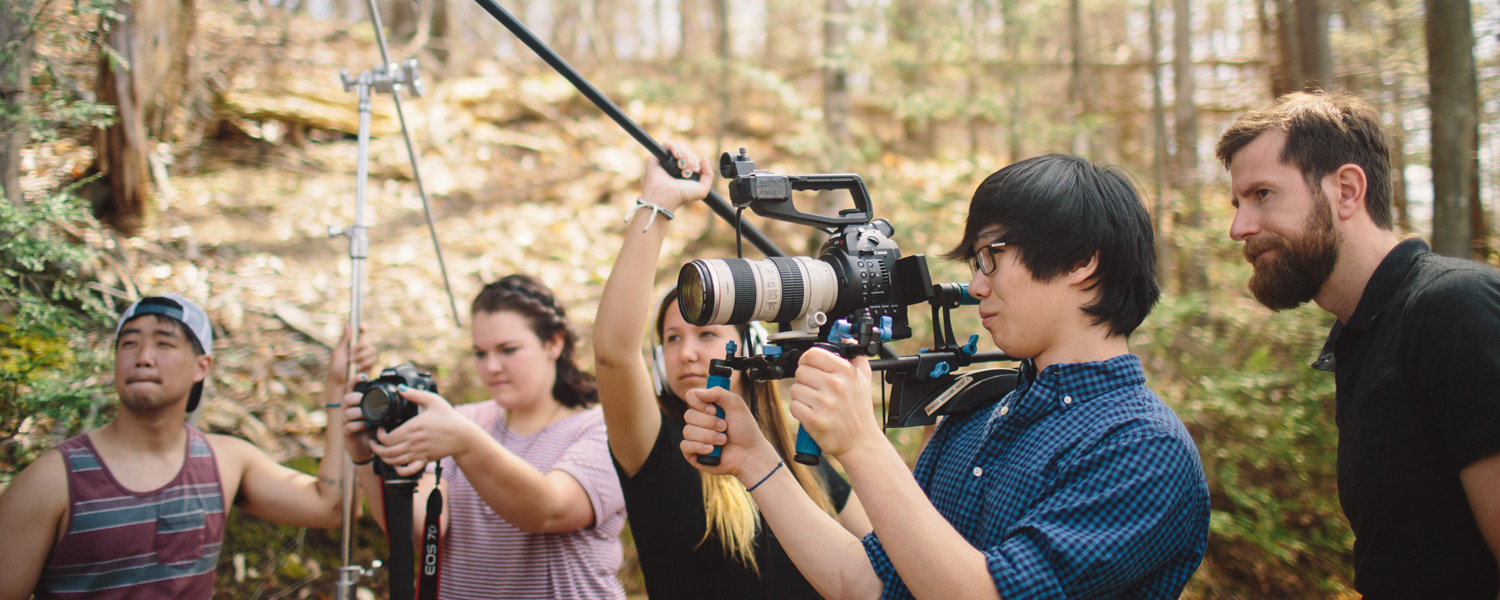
89;3;151;234
1149;0;1172;277
823;0;850;171
0;0;35;204
1424;0;1481;257
1273;0;1302;96
679;0;703;60
1385;0;1411;233
1295;0;1333;90
1068;0;1086;155
894;0;933;154
1173;0;1205;291
1002;0;1024;162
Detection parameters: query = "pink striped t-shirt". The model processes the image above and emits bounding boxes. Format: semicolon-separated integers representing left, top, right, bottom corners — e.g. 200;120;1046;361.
429;402;626;599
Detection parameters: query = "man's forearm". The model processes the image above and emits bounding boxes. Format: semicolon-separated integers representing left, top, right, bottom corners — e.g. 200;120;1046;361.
316;392;349;509
837;439;999;599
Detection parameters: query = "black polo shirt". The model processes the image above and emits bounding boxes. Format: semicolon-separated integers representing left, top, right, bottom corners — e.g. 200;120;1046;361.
1314;238;1500;599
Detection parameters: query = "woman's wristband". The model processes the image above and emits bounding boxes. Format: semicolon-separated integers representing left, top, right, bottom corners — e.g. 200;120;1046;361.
745;460;784;493
351;455;374;466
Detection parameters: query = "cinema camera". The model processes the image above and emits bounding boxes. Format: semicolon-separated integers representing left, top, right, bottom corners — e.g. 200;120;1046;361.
678;149;1018;465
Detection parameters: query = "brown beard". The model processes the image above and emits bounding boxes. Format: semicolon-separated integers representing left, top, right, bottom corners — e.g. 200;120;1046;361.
1244;189;1341;311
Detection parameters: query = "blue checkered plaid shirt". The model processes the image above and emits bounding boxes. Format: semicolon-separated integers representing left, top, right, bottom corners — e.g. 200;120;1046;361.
862;354;1210;599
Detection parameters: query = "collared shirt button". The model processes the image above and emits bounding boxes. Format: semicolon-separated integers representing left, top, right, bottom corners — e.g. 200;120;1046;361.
1063;395;1073;404
972;466;983;477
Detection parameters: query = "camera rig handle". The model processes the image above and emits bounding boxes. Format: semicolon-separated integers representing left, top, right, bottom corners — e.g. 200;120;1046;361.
695;358;734;466
720;149;874;230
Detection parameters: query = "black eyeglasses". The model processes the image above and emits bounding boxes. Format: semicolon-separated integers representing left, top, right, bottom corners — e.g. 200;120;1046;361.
968;241;1009;275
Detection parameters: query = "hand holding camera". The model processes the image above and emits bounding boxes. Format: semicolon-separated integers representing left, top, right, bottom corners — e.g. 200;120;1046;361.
341;364;477;478
679;385;780;484
366;387;470;479
788;347;883;459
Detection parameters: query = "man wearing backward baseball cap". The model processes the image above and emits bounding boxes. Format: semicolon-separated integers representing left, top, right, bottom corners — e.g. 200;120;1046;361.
0;294;375;599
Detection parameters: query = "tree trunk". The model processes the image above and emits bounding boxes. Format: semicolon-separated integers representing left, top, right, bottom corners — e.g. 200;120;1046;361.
150;0;199;143
1294;0;1332;90
679;0;702;61
0;0;35;204
1068;0;1090;156
1003;0;1024;162
1149;0;1172;279
1173;0;1205;292
715;0;731;154
1385;0;1410;233
91;4;152;235
894;0;933;155
1424;0;1478;257
823;0;850;171
1274;0;1301;96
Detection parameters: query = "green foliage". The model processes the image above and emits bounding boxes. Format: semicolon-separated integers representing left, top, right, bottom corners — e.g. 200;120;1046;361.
0;0;119;149
1137;292;1353;597
0;186;116;466
0;0;124;476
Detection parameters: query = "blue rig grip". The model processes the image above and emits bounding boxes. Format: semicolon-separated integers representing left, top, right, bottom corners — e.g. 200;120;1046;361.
794;425;822;466
696;361;734;466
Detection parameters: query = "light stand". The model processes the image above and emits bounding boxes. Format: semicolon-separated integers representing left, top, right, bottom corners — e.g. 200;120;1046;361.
330;2;462;597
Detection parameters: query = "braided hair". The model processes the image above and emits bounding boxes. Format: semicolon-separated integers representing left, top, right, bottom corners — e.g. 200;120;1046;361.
472;274;598;408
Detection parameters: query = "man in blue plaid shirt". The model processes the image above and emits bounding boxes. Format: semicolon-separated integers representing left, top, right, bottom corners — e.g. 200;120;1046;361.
680;153;1211;599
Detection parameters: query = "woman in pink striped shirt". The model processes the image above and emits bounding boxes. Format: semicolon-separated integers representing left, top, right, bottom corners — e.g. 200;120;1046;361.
341;275;626;599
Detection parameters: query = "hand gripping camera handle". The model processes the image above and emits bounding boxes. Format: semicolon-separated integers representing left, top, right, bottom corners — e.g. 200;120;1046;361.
793;425;822;466
696;360;734;466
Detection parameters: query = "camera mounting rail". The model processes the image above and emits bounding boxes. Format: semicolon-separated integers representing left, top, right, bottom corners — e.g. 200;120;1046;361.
716;281;1018;431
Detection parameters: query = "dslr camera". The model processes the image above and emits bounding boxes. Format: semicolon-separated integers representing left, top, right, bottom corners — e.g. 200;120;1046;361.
353;363;437;431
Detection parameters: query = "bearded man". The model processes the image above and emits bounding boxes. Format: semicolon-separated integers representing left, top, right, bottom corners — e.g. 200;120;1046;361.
1218;91;1500;599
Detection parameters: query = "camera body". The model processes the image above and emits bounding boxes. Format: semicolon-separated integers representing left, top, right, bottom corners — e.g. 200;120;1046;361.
353;363;437;431
679;148;931;349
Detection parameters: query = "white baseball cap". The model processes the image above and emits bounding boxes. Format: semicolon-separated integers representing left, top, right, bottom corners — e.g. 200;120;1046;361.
115;294;213;412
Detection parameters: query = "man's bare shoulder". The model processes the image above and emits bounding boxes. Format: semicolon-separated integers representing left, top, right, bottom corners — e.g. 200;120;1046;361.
0;449;68;523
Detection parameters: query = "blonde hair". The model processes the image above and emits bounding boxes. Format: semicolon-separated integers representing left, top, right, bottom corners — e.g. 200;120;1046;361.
652;290;838;572
696;381;836;572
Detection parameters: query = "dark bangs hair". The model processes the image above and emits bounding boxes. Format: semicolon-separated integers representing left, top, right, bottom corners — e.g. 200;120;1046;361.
472;274;598;408
943;153;1160;336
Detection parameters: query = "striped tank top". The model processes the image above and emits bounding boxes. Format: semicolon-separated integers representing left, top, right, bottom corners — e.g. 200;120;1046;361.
35;425;226;599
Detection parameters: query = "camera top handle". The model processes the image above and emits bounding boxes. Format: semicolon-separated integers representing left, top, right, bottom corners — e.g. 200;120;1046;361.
721;149;874;230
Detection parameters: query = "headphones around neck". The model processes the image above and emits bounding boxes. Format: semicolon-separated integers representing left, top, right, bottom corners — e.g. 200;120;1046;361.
650;286;770;397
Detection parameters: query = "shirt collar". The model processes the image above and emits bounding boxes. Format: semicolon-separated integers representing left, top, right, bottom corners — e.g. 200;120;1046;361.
998;354;1147;428
1311;238;1428;372
1343;238;1429;331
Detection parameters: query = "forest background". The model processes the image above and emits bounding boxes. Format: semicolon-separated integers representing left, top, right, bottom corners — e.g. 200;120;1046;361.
2;0;1498;597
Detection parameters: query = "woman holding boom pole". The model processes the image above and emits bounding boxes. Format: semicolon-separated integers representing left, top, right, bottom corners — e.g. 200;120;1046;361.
595;142;871;599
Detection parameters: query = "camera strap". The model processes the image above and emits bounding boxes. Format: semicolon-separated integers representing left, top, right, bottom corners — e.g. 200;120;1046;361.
417;464;443;599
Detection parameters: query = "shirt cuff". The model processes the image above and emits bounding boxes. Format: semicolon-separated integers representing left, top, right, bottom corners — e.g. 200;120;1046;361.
986;536;1066;599
862;532;908;599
